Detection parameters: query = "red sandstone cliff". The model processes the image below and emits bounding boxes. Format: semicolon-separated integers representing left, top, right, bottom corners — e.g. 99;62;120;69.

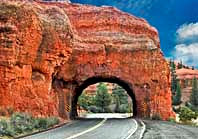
0;0;73;116
0;0;175;120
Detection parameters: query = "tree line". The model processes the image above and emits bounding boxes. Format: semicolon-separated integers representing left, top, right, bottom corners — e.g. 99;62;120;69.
78;83;133;113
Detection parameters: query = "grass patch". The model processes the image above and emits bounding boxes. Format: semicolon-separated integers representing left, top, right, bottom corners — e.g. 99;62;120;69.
0;112;60;138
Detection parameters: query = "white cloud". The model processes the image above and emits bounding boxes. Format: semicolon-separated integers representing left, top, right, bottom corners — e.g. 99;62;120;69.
174;43;198;66
177;22;198;42
173;22;198;67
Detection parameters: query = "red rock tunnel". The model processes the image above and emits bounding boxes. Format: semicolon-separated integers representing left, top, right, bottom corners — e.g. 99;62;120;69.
0;1;175;120
70;76;137;119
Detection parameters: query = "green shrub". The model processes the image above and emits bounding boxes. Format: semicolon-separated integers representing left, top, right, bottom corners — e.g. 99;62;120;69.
104;107;113;113
0;112;60;137
0;120;8;136
4;124;16;137
179;107;197;123
88;106;102;113
78;93;96;111
34;118;48;129
117;104;131;113
185;102;198;113
34;117;59;129
10;112;34;133
112;85;128;105
0;120;16;137
46;117;59;128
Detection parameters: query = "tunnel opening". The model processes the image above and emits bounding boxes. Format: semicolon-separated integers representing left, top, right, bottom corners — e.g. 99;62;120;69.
70;77;137;119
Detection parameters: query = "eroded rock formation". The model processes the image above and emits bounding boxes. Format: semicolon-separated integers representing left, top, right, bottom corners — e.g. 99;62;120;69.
0;0;175;120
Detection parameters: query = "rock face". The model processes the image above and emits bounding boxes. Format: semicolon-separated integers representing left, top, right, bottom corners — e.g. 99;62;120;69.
0;0;175;120
176;68;198;89
176;68;198;80
176;68;198;103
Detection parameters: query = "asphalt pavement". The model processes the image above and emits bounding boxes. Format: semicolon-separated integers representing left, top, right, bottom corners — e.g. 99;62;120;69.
143;120;198;139
22;118;138;139
22;117;198;139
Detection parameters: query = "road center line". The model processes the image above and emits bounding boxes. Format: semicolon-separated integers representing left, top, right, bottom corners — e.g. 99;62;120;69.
139;120;146;139
65;118;107;139
124;119;138;139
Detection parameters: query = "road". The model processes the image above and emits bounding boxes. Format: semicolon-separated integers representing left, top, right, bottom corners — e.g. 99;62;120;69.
22;118;140;139
22;118;198;139
143;120;198;139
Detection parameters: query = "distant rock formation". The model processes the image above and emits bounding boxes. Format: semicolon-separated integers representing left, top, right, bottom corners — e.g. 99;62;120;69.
177;68;198;82
176;68;198;103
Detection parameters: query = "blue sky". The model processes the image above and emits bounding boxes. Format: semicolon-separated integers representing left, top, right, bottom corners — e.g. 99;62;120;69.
71;0;198;67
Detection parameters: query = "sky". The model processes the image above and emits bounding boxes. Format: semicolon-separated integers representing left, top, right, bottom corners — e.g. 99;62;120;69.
71;0;198;67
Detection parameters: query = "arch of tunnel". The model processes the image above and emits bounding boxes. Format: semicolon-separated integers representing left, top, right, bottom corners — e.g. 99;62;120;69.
0;0;175;120
71;76;137;119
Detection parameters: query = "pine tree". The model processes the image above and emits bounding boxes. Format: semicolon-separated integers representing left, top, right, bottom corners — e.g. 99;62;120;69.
170;60;177;94
112;85;132;113
172;81;182;105
78;92;94;110
190;77;198;107
112;85;128;104
113;94;120;113
177;60;183;69
95;83;112;112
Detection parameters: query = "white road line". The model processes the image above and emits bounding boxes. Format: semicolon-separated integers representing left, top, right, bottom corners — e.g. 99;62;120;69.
124;119;138;139
65;118;107;139
139;120;146;139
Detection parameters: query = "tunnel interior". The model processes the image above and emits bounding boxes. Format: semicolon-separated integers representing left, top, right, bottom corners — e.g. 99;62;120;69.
70;76;137;119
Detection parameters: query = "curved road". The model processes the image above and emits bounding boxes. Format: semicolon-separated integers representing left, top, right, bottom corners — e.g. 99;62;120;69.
22;118;138;139
22;119;198;139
